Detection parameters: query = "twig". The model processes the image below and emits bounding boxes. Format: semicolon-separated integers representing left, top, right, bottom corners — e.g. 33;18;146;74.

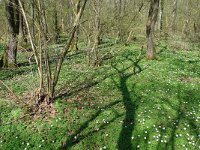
4;112;35;125
0;80;20;100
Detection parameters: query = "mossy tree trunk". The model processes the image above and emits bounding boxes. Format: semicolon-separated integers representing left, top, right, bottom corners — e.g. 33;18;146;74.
1;0;20;68
4;36;18;68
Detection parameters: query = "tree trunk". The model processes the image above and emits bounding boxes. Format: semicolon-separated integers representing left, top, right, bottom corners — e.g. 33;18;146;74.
182;0;190;36
1;0;20;68
50;0;88;101
171;0;178;32
37;0;48;41
6;36;18;67
156;0;164;32
88;0;102;66
146;0;159;60
53;4;60;43
31;0;35;43
19;1;27;45
114;0;123;43
74;1;81;51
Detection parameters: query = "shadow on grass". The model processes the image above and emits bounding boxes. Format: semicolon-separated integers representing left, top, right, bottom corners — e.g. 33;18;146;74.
18;50;84;68
117;75;137;149
58;49;146;149
54;46;199;149
112;56;199;150
59;100;122;150
54;70;112;100
0;67;34;80
160;85;199;150
111;54;144;149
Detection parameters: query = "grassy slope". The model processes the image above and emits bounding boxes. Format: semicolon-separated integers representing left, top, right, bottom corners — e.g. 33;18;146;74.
0;40;200;150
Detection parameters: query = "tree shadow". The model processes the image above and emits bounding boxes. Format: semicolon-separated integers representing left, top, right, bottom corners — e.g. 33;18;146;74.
111;53;145;149
158;85;199;150
17;50;83;68
0;67;34;80
58;49;146;149
54;68;116;100
117;76;137;149
59;100;122;150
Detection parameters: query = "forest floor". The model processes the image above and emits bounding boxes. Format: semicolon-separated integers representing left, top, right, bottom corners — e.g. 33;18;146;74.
0;38;200;150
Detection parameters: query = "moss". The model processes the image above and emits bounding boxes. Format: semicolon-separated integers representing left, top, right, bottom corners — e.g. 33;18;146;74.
0;48;17;69
2;50;8;68
8;62;17;68
0;53;6;68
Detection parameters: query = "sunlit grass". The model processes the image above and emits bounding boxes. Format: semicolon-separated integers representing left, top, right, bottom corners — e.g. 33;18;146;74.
0;40;200;150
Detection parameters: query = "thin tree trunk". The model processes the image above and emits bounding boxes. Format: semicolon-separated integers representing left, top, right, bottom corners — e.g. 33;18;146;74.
31;0;35;43
74;1;81;51
19;1;27;45
171;0;178;32
50;0;88;100
37;0;48;41
18;0;41;84
53;3;59;43
156;0;164;32
182;0;189;36
41;1;48;41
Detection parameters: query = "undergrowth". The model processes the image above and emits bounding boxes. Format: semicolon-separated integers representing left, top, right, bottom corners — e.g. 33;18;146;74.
0;39;199;150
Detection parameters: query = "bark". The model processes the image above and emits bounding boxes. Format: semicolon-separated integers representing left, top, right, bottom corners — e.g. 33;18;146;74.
18;0;40;79
66;0;73;31
182;0;190;36
88;0;102;66
31;0;35;42
41;1;48;41
50;0;88;100
18;0;44;104
19;1;27;45
74;0;81;51
171;0;178;32
146;0;159;60
156;0;164;32
92;11;101;66
2;0;20;68
114;0;124;43
53;4;59;43
6;36;18;67
37;0;48;41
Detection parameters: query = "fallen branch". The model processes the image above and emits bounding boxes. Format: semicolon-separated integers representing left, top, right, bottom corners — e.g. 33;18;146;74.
0;79;20;100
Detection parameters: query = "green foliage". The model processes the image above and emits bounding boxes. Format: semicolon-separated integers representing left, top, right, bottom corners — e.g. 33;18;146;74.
0;41;200;150
0;43;5;68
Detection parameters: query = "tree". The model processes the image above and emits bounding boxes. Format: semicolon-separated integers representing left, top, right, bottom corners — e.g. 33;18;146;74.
1;0;20;68
171;0;178;32
18;0;88;104
36;0;49;41
156;0;164;32
88;0;102;66
146;0;159;60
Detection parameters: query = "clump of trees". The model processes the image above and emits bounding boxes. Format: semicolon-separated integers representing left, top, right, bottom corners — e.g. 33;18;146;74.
0;0;199;105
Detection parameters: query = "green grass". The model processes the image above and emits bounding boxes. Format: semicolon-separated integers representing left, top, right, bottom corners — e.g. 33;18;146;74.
0;39;200;150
